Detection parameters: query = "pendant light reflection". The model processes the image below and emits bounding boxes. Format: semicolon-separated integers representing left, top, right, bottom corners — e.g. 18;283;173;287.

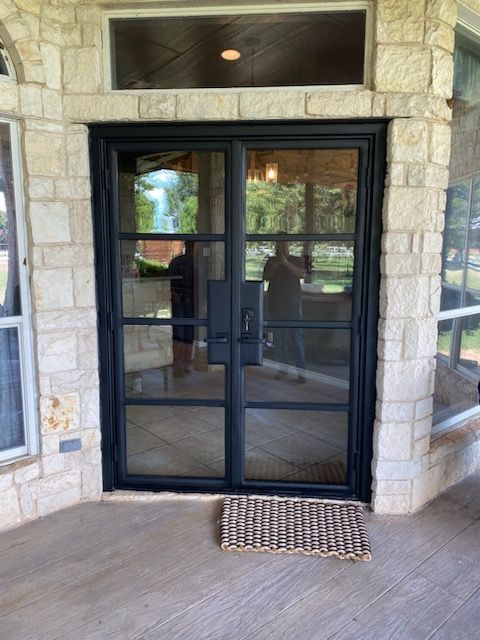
221;49;241;61
265;163;279;183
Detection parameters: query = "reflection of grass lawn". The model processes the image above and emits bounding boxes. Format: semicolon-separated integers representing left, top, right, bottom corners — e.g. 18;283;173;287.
445;267;480;290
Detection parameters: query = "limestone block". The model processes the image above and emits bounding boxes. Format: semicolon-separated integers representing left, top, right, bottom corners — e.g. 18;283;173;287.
413;435;431;459
55;177;90;200
63;95;139;121
381;232;410;254
306;91;371;117
177;93;238;120
40;22;82;48
383;186;436;231
77;337;98;370
33;268;74;311
40;42;62;90
14;463;40;484
373;479;411;495
431;48;453;99
0;487;22;529
375;46;431;93
42;245;93;268
36;486;81;518
372;493;411;514
40;393;80;434
16;38;42;63
22;62;45;84
385;162;406;186
63;47;101;94
411;463;444;510
408;164;450;188
429;122;451;165
20;85;42;117
47;369;99;394
425;20;455;52
41;5;76;25
380;275;431;319
382;254;420;276
70;199;93;243
0;0;16;20
139;95;176;120
40;433;60;456
374;458;422;480
42;453;66;476
3;11;39;40
0;80;19;112
241;90;305;118
18;483;36;519
0;473;14;491
42;88;63;120
376;0;425;43
38;331;78;374
421;253;442;274
24;131;66;178
82;23;102;48
377;358;434;402
80;388;100;430
66;131;90;177
429;275;442;315
377;317;405;340
73;266;96;307
81;463;102;499
376;400;415;423
28;177;55;200
377;338;402;361
404;317;438;359
30;201;70;244
374;422;413;461
386;94;451;121
426;0;457;26
25;119;64;133
35;309;97;332
415;399;433;421
390;119;429;163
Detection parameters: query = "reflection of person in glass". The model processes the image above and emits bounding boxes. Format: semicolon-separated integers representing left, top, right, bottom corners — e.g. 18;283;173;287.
169;241;194;377
263;241;307;383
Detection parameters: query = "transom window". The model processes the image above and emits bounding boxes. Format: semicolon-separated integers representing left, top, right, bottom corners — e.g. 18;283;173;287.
109;9;367;90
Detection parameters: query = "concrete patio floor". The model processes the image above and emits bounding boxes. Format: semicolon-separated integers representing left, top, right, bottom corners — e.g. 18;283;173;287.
1;473;480;640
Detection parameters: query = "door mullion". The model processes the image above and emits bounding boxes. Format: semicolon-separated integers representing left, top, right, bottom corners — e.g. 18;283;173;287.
229;140;244;489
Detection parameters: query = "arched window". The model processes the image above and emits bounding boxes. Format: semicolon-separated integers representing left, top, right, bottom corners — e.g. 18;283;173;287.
0;41;15;79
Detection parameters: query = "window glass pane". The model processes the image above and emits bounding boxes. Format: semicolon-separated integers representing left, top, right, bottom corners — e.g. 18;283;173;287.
246;241;353;321
465;178;480;306
124;325;224;400
121;240;225;318
440;182;469;312
244;409;348;483
437;318;453;360
0;327;25;452
458;313;480;374
126;405;224;477
0;122;21;317
111;13;366;90
246;149;358;234
0;53;8;76
245;328;350;404
118;151;225;234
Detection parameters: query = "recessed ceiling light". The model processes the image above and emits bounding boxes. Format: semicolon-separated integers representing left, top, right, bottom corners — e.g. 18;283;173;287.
221;49;241;61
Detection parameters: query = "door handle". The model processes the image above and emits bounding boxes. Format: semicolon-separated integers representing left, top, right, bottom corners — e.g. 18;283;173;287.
240;337;262;344
206;334;229;344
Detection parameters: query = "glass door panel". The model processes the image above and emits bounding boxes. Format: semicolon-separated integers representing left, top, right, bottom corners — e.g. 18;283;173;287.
242;147;358;487
116;148;227;480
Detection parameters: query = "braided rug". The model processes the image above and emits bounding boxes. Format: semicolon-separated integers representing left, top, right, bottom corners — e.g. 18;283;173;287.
220;495;371;561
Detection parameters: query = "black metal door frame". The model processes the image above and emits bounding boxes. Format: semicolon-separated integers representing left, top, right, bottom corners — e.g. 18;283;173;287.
90;120;387;502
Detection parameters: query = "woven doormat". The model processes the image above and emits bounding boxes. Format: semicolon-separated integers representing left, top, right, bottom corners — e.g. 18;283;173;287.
220;495;371;561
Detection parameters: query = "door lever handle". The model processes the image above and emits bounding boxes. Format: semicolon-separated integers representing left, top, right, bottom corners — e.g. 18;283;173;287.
205;334;229;344
240;337;263;344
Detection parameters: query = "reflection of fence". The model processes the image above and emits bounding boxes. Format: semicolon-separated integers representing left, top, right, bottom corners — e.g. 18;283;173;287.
0;242;7;256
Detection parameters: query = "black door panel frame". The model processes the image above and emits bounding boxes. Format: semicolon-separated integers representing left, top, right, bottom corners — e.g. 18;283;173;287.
90;120;387;502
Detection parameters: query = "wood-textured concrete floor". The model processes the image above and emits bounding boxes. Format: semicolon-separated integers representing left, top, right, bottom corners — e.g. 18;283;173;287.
1;473;480;640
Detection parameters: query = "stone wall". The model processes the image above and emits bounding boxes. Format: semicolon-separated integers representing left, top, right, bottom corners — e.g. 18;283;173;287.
0;0;478;529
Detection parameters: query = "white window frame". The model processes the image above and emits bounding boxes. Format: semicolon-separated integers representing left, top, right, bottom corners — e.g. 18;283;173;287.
0;40;16;80
103;1;372;93
433;8;480;438
0;117;37;464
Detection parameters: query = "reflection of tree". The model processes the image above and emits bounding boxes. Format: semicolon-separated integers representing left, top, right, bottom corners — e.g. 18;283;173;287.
245;182;355;233
163;172;198;233
134;176;156;232
443;183;469;272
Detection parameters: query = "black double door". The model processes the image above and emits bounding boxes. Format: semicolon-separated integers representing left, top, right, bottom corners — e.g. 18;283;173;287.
91;121;385;501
